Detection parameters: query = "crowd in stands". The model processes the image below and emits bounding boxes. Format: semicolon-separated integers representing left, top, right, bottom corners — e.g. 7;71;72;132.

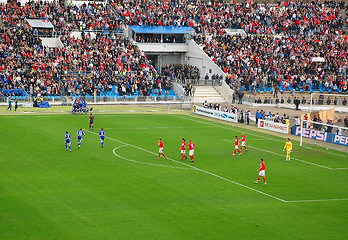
1;0;348;100
161;64;200;82
136;34;185;43
195;33;348;94
0;1;123;35
0;0;176;99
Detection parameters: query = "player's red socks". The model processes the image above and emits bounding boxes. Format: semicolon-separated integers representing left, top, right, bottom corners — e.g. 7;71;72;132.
162;154;166;159
190;156;194;162
181;155;186;160
263;177;266;183
256;177;260;183
158;153;161;158
234;150;237;154
240;146;248;151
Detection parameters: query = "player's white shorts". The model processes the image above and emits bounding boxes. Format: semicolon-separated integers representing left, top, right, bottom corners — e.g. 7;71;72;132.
159;147;163;153
259;170;265;176
189;150;194;156
181;150;186;154
235;145;239;149
241;141;246;146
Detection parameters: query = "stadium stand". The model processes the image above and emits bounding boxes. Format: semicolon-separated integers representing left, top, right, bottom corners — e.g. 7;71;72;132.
0;0;347;104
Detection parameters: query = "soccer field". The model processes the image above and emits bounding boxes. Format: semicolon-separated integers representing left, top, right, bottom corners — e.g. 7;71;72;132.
0;113;347;240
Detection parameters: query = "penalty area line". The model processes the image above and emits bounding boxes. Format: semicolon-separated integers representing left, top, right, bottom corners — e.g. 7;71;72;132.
285;198;348;203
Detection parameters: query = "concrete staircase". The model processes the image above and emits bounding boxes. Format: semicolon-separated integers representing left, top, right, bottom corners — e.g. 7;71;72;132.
193;86;227;104
340;8;348;33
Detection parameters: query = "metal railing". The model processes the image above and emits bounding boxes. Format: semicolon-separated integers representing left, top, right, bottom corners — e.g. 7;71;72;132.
174;78;222;86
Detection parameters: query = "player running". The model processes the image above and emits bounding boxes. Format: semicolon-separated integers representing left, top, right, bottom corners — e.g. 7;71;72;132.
233;136;242;155
158;138;167;159
283;138;293;161
89;113;94;130
180;138;187;160
254;158;267;184
76;128;85;148
188;140;196;163
240;133;248;152
65;131;72;152
99;128;105;148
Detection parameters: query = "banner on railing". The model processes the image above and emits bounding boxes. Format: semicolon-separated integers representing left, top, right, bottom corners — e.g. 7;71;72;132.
193;105;238;123
292;126;348;146
258;119;289;134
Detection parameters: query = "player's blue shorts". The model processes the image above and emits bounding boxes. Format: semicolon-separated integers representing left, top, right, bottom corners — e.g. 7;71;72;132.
78;136;83;140
100;136;105;141
65;139;71;144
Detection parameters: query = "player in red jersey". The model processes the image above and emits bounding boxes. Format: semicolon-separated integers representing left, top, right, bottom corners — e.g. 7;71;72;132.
188;140;196;163
180;138;187;160
158;138;166;159
233;136;242;155
240;133;248;152
255;158;267;184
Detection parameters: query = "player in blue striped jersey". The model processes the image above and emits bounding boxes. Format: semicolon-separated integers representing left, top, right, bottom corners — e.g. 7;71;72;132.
65;131;72;152
76;128;85;148
99;128;105;148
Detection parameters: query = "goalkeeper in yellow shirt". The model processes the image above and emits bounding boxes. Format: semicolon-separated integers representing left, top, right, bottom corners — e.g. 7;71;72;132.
283;138;292;161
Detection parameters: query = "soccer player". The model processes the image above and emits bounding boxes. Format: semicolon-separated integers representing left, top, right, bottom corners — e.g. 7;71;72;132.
233;136;242;155
158;138;166;159
65;131;72;152
14;98;18;111
240;133;248;152
89;113;94;130
76;128;85;148
188;140;196;163
255;158;267;184
99;128;105;148
180;138;187;160
7;98;12;111
283;138;293;161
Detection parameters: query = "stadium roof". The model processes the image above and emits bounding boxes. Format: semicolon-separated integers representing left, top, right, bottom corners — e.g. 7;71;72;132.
130;26;194;34
27;19;54;29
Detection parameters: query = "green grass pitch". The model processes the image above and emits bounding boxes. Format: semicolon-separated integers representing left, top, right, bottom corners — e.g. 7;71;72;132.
0;113;347;240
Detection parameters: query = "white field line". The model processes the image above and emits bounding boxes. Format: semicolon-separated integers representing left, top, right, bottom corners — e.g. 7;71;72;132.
86;130;287;203
87;130;348;203
113;145;193;170
301;145;348;158
105;126;200;130
224;139;334;170
175;115;348;159
286;198;348;203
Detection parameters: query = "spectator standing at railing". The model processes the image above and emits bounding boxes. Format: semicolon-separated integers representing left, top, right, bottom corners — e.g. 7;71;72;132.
344;116;348;128
294;97;300;110
7;98;12;111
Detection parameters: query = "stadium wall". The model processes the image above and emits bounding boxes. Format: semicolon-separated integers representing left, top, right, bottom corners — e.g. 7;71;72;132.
186;40;226;80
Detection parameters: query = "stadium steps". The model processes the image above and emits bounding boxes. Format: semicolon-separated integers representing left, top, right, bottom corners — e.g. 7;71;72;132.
193;86;227;104
340;9;348;33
